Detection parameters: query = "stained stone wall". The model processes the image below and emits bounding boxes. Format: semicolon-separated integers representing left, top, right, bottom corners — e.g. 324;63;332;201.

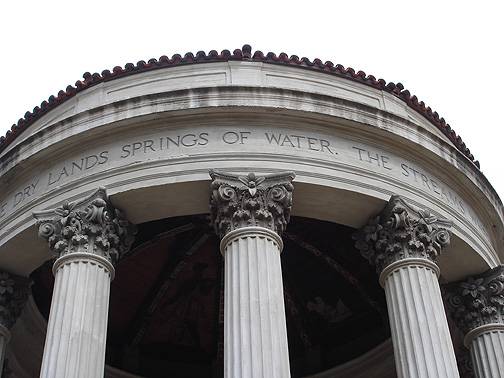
0;58;502;377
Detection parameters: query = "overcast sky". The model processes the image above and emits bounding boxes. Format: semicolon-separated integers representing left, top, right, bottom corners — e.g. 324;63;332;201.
2;1;503;200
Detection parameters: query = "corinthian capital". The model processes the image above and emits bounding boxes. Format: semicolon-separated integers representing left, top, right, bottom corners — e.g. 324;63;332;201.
209;170;295;238
445;266;504;335
33;188;136;265
0;271;30;329
353;195;452;274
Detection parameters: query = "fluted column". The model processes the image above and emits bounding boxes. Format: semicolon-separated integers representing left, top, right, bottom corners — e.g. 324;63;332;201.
209;170;295;378
0;271;29;374
354;195;459;378
0;326;7;375
445;266;504;378
34;188;136;378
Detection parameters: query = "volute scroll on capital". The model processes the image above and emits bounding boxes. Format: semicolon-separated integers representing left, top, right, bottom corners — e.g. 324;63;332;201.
33;187;137;266
444;266;504;336
353;195;453;275
209;170;295;239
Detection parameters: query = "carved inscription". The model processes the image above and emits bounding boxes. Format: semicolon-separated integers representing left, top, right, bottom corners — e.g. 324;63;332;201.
120;133;209;158
47;152;109;186
353;147;392;170
352;146;464;213
0;128;486;235
12;177;41;208
264;133;336;154
349;145;484;230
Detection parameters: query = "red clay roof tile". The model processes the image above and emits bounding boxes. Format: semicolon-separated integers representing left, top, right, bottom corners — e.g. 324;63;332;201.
0;44;479;168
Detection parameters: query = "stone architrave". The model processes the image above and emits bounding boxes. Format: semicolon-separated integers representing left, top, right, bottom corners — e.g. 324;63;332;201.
354;195;460;378
0;271;29;375
209;170;295;378
445;266;504;378
34;188;136;378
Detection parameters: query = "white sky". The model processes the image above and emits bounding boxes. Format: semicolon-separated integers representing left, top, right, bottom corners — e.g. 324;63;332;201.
1;0;503;200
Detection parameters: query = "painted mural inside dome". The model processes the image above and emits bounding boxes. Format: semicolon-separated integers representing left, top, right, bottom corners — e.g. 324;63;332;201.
32;215;389;378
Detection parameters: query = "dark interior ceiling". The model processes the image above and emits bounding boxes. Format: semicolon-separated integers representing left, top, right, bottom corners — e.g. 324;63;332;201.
32;215;390;378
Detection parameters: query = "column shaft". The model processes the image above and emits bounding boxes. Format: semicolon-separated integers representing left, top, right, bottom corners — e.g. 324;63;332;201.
354;195;459;378
223;228;290;378
210;170;295;378
444;266;504;378
383;260;459;378
469;329;504;378
34;188;135;378
0;327;8;375
0;271;29;375
40;255;112;378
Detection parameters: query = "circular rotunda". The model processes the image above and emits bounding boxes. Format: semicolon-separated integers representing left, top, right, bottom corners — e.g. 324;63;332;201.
0;44;502;378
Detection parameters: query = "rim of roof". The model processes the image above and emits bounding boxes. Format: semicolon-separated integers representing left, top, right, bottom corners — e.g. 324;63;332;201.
0;44;479;168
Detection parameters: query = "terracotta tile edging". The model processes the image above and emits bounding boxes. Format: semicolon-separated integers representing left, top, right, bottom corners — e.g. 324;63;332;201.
0;44;479;168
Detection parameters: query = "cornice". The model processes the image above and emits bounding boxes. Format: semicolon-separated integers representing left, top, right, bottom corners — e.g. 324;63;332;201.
0;44;477;166
1;155;497;274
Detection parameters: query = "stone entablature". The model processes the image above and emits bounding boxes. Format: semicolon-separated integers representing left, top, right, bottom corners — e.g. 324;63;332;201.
0;114;498;280
0;46;503;378
0;45;476;165
1;60;496;211
0;54;501;284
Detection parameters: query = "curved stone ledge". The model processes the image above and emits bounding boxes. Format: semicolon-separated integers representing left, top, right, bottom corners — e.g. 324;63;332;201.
2;50;501;378
1;84;495;211
0;60;501;296
0;163;496;279
1;63;499;222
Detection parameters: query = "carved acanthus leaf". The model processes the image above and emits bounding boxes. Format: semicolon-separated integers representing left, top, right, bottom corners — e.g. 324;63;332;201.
209;170;295;238
33;188;136;265
444;266;504;335
0;271;30;329
353;195;452;274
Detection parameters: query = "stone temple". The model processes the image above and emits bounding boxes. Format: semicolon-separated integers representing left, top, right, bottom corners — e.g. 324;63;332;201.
0;44;502;378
